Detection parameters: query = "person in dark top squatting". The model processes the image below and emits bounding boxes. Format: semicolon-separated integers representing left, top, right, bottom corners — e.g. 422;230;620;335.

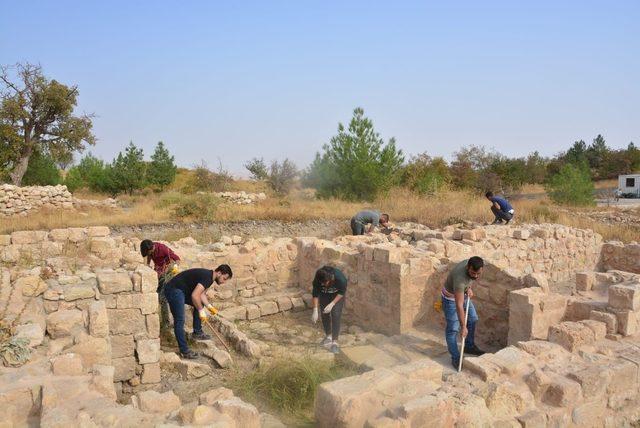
311;265;347;354
164;265;233;359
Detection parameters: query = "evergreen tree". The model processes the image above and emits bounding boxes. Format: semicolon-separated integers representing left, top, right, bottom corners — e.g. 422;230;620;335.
110;142;145;195
147;141;177;191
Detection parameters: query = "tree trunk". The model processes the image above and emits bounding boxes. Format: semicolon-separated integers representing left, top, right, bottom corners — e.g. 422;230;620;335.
10;153;32;186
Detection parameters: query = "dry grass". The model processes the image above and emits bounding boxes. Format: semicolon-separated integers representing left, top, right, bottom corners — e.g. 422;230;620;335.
2;185;639;243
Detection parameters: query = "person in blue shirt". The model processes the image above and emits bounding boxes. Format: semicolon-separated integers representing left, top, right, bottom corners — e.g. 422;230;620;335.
485;191;514;225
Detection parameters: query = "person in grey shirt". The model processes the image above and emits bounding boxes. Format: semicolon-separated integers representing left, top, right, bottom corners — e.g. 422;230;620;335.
350;210;389;235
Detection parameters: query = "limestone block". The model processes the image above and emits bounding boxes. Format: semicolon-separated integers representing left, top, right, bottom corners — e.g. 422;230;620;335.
202;348;232;368
289;297;304;312
66;336;111;367
111;335;135;358
608;308;638;336
246;304;260;320
133;265;157;293
220;306;247;321
517;410;547;427
572;401;606;427
276;296;292;312
97;271;132;294
112;356;136;381
67;228;88;242
146;314;160;339
525;369;552;400
141;362;161;384
608;283;640;310
199;387;235;406
461;229;485;241
137;390;181;414
108;309;146;335
485;381;533;419
49;229;70;242
232;235;243;244
18;275;48;297
589;310;618;334
391;359;443;385
14;322;45;347
116;294;134;309
213;397;260;428
463;355;502;381
90;364;117;400
577;319;607;340
548;321;595;352
0;235;11;245
523;273;549;293
11;230;47;244
51;353;83;376
257;301;278;316
136;338;160;364
391;394;454;427
46;309;84;339
513;229;530;240
606;360;637;395
63;284;95;301
139;293;158;315
542;378;582;407
87;226;110;237
177;360;212;380
567;366;611;400
575;271;595;291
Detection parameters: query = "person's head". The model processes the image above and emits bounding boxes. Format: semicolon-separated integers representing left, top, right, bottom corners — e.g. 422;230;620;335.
485;191;494;200
314;266;335;287
466;256;484;280
379;213;390;228
140;239;154;258
214;264;233;285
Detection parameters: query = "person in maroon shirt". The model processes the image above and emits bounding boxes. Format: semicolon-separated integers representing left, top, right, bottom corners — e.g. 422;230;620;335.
141;239;181;331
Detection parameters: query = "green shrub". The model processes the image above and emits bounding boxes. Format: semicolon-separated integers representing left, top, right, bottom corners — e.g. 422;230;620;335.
304;107;404;201
22;151;61;186
401;153;450;195
64;153;114;193
159;192;219;222
545;162;594;206
183;161;232;193
230;357;356;422
245;157;298;195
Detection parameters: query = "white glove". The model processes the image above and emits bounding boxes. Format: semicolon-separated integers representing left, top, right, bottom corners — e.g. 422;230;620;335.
311;307;319;323
323;302;336;314
198;308;208;321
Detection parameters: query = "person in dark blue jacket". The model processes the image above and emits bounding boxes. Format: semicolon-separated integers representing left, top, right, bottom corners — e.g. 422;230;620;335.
485;191;514;225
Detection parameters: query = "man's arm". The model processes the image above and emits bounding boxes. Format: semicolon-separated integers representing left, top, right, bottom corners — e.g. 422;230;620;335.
492;201;501;210
454;290;468;338
191;284;206;311
168;247;180;262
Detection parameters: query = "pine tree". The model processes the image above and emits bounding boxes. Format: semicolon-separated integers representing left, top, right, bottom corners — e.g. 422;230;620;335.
147;141;177;191
110;142;145;195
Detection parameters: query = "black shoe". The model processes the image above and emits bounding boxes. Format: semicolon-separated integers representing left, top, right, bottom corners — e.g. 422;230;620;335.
491;219;503;225
452;360;460;370
192;331;212;340
504;219;511;225
464;345;485;356
180;350;199;359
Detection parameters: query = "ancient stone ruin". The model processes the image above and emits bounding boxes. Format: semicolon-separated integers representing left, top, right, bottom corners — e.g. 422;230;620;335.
0;184;117;217
1;221;639;426
213;191;268;205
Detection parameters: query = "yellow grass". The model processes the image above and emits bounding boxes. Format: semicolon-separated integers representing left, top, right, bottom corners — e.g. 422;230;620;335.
2;186;639;243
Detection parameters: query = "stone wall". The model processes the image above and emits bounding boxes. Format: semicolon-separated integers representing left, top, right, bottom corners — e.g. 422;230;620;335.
601;241;640;273
213;191;267;205
0;183;117;217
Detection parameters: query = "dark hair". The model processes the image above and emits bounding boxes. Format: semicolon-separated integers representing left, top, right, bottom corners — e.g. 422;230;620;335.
140;239;154;257
215;264;233;278
314;266;335;284
467;256;484;271
485;191;494;198
380;213;390;223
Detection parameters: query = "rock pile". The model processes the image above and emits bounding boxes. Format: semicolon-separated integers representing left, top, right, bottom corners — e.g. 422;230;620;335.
213;191;267;205
0;184;117;217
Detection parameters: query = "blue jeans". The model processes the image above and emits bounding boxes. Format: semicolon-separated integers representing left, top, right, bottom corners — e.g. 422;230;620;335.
442;295;478;365
164;285;203;354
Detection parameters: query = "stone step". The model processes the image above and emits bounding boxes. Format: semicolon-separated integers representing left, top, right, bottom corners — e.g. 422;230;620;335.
338;344;401;370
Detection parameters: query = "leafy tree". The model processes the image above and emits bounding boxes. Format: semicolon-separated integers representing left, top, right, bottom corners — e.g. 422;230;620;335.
0;63;95;185
64;153;111;192
110;142;146;195
21;150;61;185
306;107;404;201
545;163;594;206
401;153;451;195
626;142;640;172
245;157;298;195
147;141;177;191
523;151;549;184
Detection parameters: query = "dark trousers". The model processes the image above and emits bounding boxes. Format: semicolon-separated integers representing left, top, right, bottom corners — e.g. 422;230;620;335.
491;205;513;222
350;218;365;235
157;277;170;329
164;285;203;354
319;294;345;340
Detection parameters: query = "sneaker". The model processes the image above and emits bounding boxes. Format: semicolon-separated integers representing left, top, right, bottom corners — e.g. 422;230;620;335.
180;350;199;359
320;336;332;347
330;343;340;354
452;360;460;370
504;219;511;225
192;331;212;340
464;344;485;356
491;219;503;225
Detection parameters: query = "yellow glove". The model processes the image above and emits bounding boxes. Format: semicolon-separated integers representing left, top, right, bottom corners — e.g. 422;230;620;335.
433;300;442;312
170;265;179;275
206;304;218;316
198;308;208;321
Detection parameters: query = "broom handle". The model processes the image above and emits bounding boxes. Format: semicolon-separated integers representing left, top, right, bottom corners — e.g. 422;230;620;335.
457;296;471;372
203;317;232;353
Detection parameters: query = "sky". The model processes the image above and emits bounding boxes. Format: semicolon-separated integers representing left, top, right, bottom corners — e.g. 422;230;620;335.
1;1;639;176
